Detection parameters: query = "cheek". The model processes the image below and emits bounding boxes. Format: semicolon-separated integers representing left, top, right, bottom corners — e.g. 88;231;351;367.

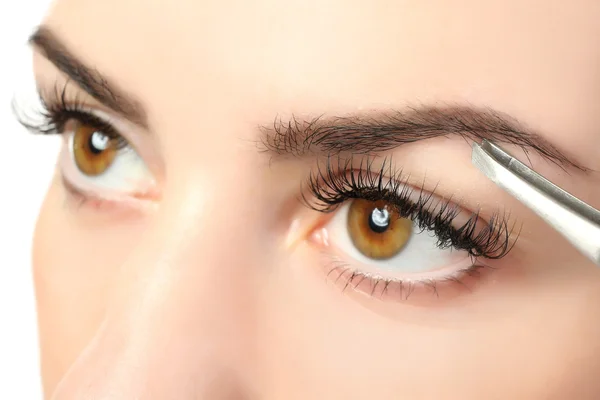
257;243;600;399
32;179;149;392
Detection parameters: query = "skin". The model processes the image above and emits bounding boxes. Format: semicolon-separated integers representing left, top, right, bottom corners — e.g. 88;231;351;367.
30;0;600;398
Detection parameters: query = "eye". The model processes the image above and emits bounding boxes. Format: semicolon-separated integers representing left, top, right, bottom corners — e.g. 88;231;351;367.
304;159;515;302
12;84;158;208
60;113;156;204
324;198;473;279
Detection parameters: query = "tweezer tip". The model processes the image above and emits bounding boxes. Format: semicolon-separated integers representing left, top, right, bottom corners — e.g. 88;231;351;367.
480;139;493;151
471;139;494;153
475;139;513;167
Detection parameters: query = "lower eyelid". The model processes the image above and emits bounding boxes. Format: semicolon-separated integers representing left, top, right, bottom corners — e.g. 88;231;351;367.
321;253;497;305
308;197;509;305
60;174;158;213
59;147;158;215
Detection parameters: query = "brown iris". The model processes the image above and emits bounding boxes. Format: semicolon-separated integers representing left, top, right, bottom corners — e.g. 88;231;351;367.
71;121;117;176
347;199;413;260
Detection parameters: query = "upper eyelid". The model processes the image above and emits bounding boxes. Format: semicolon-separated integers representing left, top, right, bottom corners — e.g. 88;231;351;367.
304;157;518;259
46;100;133;144
36;82;135;132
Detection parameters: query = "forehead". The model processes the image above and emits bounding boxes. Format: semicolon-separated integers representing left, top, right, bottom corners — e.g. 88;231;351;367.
45;0;600;148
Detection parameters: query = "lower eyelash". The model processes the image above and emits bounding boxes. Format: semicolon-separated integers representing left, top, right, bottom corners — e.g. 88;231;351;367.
60;174;153;214
60;175;112;210
304;155;518;260
323;257;494;302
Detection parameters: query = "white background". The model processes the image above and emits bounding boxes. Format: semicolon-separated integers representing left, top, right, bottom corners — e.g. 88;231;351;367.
0;0;56;398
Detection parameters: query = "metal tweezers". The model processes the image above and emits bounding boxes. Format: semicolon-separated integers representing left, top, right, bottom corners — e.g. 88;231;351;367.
471;140;600;265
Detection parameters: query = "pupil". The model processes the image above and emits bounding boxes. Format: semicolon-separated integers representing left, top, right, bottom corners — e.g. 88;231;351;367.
88;132;109;155
368;207;390;234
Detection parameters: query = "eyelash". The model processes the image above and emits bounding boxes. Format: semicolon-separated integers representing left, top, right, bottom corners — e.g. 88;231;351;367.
305;156;515;260
14;83;128;148
324;258;489;302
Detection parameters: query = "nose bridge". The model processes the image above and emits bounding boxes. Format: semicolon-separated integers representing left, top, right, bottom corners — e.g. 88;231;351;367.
52;185;260;399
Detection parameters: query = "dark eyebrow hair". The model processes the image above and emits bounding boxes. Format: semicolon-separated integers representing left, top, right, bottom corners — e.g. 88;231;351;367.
29;26;148;128
260;106;586;171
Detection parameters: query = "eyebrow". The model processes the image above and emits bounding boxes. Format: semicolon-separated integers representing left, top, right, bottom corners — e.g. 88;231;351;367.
260;107;586;171
28;27;583;173
29;26;148;128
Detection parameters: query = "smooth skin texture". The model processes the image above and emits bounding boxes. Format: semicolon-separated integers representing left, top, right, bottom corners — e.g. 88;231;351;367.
30;0;600;398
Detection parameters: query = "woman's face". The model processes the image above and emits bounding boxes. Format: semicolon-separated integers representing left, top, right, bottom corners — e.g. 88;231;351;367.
29;0;600;398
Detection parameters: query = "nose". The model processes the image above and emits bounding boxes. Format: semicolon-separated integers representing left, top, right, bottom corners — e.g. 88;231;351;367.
50;188;260;399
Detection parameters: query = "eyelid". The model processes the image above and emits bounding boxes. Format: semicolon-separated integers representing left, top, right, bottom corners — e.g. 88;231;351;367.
59;172;159;213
